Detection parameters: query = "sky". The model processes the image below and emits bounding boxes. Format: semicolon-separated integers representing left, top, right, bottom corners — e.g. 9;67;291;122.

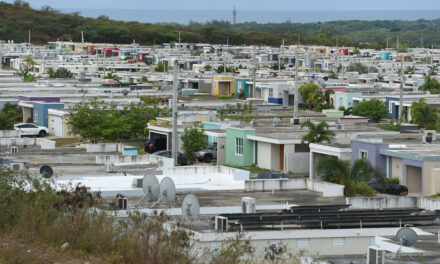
4;0;440;11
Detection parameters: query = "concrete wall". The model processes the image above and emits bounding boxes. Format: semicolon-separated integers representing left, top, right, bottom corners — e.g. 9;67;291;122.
0;130;21;137
225;128;255;167
286;152;309;175
245;179;344;197
0;137;55;149
96;154;149;165
346;197;418;209
347;196;440;211
86;143;117;153
423;161;440;197
38;139;56;149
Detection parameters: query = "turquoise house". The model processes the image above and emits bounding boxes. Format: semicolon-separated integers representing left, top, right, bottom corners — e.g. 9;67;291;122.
380;52;391;60
235;78;251;98
334;92;362;110
225;127;255;167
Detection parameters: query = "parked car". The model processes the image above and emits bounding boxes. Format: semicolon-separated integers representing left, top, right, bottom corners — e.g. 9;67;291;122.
196;143;217;163
257;171;289;179
14;123;48;137
367;179;408;196
144;138;167;153
151;150;187;166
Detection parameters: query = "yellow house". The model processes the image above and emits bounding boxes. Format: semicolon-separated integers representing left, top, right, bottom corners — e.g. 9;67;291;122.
212;76;236;96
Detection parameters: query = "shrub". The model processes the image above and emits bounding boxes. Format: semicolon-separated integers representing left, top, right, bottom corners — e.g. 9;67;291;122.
388;177;400;184
198;89;208;93
149;120;157;125
217;95;232;99
344;179;356;197
159;120;169;126
355;182;377;197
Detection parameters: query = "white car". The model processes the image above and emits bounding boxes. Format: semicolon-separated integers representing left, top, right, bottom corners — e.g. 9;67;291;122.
14;123;49;137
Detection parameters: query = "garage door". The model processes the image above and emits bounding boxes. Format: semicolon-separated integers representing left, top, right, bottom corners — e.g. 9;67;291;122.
51;115;63;137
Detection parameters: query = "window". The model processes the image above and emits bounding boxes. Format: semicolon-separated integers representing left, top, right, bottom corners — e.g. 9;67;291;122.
235;138;243;155
237;82;243;91
296;238;309;248
269;88;273;97
360;150;368;159
332;237;345;246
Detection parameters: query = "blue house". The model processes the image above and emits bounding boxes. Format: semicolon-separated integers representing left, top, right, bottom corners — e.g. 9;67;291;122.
380;52;391;60
235;78;251;98
33;102;64;127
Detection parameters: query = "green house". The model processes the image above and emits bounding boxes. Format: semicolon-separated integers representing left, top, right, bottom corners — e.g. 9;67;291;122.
225;127;255;167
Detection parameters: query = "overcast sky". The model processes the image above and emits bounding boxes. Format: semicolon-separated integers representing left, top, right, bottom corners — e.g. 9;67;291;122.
4;0;440;10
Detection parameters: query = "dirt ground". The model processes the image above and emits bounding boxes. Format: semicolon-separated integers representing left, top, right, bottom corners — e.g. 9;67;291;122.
0;235;105;264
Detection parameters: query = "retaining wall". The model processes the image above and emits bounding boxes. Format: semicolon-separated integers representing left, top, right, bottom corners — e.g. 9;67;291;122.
0;130;20;138
346;196;440;211
245;178;344;197
86;143;117;153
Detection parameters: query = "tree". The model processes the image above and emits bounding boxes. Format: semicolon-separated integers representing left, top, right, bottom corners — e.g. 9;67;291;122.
419;76;440;94
203;64;212;71
410;98;438;129
301;120;335;144
48;68;74;79
352;99;387;122
346;62;368;74
0;103;21;130
299;83;319;109
20;68;36;82
316;156;385;196
180;126;206;164
24;56;36;71
428;65;438;76
156;61;168;72
13;0;29;8
339;106;353;115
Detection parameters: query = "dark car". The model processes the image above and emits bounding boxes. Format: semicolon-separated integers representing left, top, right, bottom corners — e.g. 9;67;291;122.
257;171;289;179
144;138;167;154
151;150;187;166
367;179;408;196
196;143;217;163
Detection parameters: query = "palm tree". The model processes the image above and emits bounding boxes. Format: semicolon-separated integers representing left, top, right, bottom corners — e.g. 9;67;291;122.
339;106;353;115
301;120;335;144
411;99;438;129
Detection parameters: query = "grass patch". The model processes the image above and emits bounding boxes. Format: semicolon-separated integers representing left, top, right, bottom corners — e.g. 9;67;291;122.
428;193;440;199
53;137;81;147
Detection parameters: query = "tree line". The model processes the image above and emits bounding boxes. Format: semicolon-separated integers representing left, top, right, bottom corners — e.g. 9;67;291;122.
2;1;440;48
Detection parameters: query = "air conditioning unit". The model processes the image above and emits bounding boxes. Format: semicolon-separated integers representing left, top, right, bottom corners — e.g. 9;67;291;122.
215;216;228;231
10;146;18;154
367;247;385;264
132;178;143;188
117;197;128;210
10;163;24;171
241;197;256;214
424;130;436;141
423;136;433;144
290;118;300;125
336;124;343;130
250;120;259;126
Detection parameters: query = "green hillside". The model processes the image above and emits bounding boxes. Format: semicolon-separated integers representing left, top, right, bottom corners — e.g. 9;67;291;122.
1;1;440;49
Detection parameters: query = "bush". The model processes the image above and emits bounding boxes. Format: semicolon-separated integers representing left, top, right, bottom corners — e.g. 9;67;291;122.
355;182;377;197
344;179;356;197
198;89;208;93
388;177;400;184
149;120;157;125
217;95;232;99
159;120;169;125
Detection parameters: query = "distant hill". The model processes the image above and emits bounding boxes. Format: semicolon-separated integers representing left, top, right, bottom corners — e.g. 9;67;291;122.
1;1;439;49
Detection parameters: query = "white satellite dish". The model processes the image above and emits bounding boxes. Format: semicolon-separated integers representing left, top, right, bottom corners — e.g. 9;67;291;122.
396;227;418;247
142;174;160;201
150;177;176;207
135;174;159;208
181;194;200;223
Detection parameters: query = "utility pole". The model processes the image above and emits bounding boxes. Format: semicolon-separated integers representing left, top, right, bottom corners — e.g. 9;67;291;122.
81;31;84;43
28;29;31;44
252;45;256;98
293;49;299;121
398;55;404;122
172;59;178;166
233;7;237;30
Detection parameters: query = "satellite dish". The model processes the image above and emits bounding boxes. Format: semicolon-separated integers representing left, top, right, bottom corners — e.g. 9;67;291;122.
40;165;53;178
181;194;200;223
142;174;160;201
272;117;279;126
121;89;129;96
396;227;418;247
158;160;164;168
159;177;176;205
